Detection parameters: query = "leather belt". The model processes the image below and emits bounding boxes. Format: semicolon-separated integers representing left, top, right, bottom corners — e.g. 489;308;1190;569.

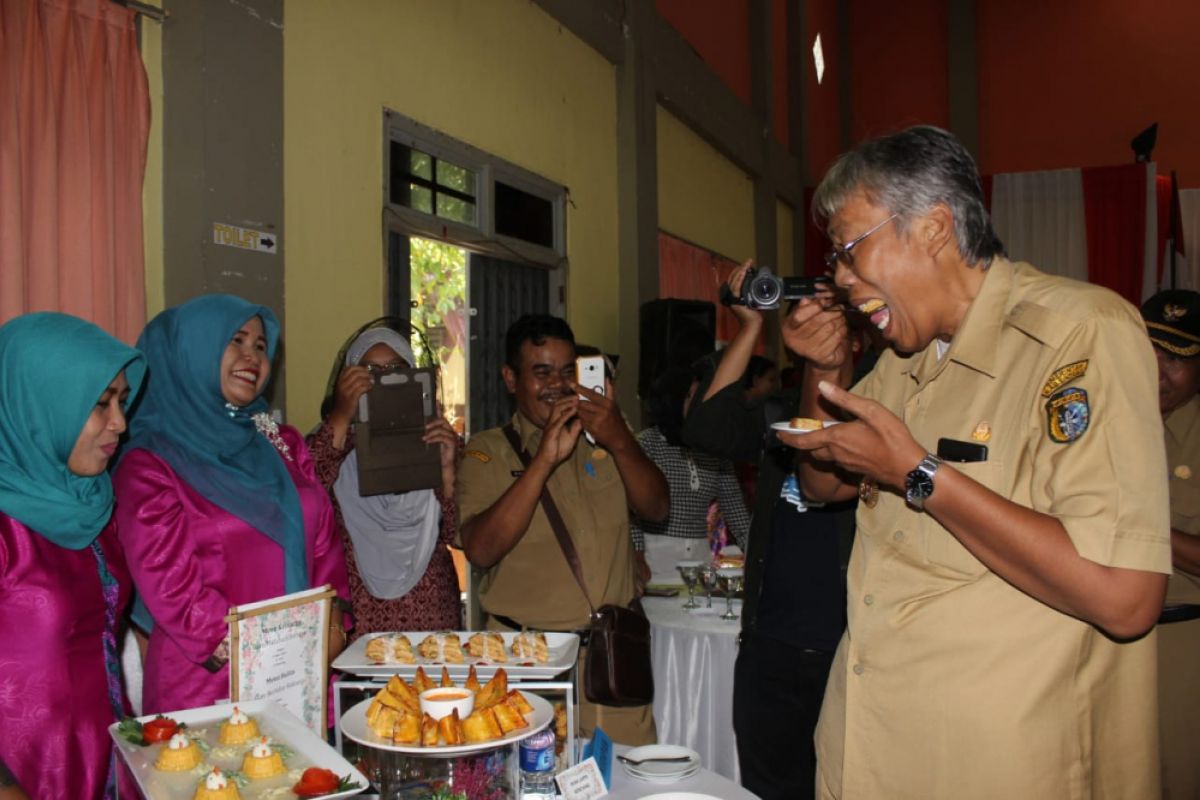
1158;604;1200;625
489;613;591;646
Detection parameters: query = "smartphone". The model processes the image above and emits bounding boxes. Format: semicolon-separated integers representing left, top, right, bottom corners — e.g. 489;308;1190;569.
576;355;606;401
936;437;988;463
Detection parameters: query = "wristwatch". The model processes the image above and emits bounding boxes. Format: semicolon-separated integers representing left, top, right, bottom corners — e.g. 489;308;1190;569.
905;454;943;510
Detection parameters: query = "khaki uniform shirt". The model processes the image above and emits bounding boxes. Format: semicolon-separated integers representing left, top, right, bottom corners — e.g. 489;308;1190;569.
457;412;637;631
1164;394;1200;604
816;259;1172;800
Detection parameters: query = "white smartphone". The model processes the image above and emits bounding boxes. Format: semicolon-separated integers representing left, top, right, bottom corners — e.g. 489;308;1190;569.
576;355;606;400
576;355;606;447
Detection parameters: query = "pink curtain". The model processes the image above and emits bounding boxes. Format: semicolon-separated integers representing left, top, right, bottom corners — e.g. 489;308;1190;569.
658;231;763;350
0;0;150;342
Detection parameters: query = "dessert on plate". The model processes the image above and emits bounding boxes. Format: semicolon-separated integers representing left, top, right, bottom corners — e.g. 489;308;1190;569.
193;767;241;800
365;633;415;664
510;631;549;663
789;417;822;431
154;731;202;772
417;632;465;663
467;631;507;662
241;737;286;779
217;706;259;745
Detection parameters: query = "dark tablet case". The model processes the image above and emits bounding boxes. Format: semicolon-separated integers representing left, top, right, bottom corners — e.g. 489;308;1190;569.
353;367;441;496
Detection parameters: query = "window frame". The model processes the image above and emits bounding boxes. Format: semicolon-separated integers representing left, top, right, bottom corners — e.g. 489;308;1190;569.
383;109;567;268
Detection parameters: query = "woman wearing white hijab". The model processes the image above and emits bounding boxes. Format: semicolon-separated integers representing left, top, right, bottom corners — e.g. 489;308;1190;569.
307;327;462;635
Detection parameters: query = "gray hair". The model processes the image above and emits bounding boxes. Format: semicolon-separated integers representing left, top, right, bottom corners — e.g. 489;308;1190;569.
812;125;1005;267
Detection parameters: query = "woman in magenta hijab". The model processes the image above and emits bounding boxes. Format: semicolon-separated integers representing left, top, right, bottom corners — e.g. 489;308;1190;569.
114;295;350;715
0;312;145;799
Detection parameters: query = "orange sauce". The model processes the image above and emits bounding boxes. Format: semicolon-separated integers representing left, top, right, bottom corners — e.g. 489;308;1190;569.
425;690;470;701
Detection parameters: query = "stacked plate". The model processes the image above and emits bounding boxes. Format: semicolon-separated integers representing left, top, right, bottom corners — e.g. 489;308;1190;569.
618;744;702;783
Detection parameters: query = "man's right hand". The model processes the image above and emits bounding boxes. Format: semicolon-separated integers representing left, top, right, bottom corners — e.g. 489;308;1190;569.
782;298;850;371
532;396;583;469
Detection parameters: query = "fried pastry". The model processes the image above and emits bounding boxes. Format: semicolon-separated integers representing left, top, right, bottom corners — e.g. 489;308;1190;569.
366;699;400;739
492;700;529;734
789;417;822;431
437;709;465;745
464;665;482;692
510;631;549;663
505;689;534;715
467;631;508;662
475;668;508;710
413;666;435;694
462;707;502;742
392;710;420;745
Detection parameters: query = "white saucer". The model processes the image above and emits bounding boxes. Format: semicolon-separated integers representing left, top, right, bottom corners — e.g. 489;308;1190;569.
619;744;701;781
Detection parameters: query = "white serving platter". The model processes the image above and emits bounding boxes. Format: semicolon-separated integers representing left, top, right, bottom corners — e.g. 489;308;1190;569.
332;630;579;680
339;691;553;756
109;700;367;800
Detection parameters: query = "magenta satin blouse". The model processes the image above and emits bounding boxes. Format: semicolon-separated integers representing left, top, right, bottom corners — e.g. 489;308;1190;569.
0;514;130;798
113;425;349;715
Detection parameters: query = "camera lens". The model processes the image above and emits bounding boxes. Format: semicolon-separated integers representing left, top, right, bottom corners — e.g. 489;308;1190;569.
750;276;781;307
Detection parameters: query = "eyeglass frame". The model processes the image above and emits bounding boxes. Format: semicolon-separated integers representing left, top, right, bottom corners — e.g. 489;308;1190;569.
824;213;899;271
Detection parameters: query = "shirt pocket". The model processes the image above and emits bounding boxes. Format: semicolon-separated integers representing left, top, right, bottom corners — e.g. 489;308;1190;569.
1169;474;1200;534
921;460;1004;578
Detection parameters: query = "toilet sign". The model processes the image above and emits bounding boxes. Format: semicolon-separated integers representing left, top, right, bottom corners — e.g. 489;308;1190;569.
213;222;278;254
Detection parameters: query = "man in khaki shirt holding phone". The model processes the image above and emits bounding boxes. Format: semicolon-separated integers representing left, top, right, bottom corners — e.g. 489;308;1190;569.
457;314;668;745
780;126;1171;798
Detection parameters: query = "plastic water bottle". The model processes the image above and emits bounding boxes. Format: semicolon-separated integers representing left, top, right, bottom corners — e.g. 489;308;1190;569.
518;729;557;799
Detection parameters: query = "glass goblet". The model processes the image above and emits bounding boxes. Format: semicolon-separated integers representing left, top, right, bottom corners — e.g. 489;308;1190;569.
698;565;719;608
676;561;703;609
717;568;745;621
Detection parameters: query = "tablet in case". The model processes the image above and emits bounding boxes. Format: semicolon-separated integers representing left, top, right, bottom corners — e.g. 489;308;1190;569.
354;367;441;496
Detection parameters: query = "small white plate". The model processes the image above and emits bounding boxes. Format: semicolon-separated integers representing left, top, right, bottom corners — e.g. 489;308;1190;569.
770;419;841;434
619;744;701;781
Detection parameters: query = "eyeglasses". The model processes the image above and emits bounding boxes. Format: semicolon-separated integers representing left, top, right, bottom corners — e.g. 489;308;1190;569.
824;213;899;271
365;361;409;377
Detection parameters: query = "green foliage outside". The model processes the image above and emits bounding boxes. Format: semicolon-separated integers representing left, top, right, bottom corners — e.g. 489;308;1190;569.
410;237;467;365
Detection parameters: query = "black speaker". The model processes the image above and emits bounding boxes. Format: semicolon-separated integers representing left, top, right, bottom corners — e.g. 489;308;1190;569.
639;299;717;397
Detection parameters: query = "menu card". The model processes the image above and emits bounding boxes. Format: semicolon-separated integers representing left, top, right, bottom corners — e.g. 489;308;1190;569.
227;585;335;735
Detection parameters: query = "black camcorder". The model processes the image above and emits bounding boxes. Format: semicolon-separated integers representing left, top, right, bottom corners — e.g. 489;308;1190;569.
720;266;832;310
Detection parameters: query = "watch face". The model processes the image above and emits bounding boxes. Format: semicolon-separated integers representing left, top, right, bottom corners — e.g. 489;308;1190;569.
907;469;934;499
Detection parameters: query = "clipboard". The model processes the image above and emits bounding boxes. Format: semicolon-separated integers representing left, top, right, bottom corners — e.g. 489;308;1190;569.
354;366;442;496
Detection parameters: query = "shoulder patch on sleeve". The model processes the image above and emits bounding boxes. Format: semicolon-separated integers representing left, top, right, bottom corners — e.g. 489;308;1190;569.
1041;360;1089;397
464;450;491;463
1046;386;1090;443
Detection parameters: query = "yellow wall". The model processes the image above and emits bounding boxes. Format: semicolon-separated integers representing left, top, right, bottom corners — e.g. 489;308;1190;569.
284;0;618;430
656;105;754;261
141;2;164;320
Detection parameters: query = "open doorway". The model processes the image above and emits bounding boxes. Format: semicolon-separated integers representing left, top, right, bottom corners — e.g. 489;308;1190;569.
408;236;468;436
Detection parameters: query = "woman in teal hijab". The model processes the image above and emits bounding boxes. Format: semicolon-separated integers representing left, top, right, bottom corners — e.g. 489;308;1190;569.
113;294;349;715
0;312;145;799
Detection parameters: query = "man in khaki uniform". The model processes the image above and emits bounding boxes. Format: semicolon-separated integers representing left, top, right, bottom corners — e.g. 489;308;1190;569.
457;314;668;745
780;126;1172;798
1142;289;1200;799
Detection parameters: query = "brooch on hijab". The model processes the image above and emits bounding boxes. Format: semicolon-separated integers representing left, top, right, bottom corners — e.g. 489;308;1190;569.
252;411;293;462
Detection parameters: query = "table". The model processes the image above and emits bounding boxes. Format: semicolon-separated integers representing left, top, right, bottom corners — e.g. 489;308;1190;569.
609;743;758;799
643;595;743;783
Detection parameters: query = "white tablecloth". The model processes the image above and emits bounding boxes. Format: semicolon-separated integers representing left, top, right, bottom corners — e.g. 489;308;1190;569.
643;595;742;783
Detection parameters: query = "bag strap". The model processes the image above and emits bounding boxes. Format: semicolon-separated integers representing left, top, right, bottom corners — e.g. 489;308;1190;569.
501;423;596;615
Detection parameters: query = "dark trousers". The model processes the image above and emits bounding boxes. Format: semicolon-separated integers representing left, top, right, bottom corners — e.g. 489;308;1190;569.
734;631;834;800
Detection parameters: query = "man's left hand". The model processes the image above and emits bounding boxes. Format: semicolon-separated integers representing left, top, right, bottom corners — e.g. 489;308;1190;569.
779;380;925;490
